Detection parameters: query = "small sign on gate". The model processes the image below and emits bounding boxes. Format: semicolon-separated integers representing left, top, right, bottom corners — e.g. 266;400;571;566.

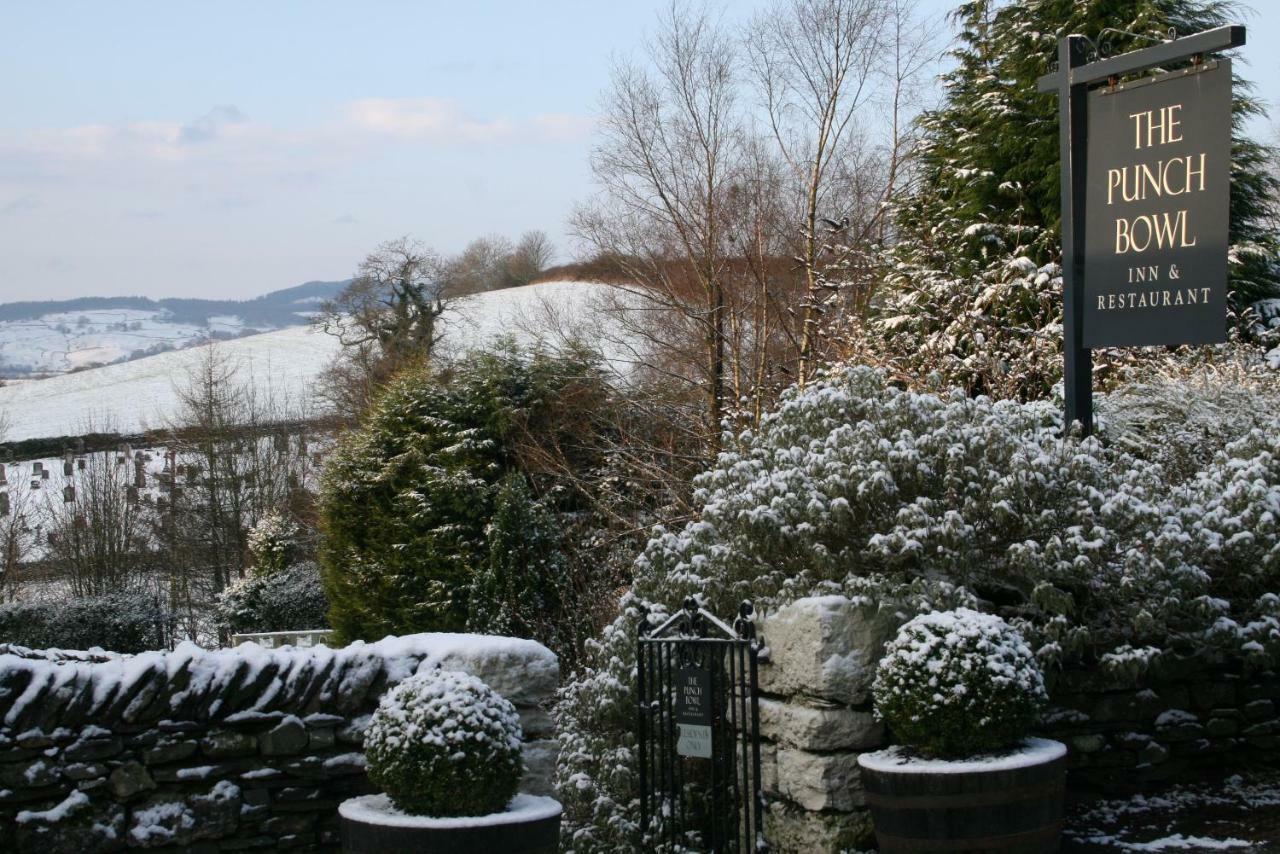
676;666;712;758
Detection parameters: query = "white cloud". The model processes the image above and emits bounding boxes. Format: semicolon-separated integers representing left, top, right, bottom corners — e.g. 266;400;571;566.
344;97;512;142
178;105;248;144
343;97;593;143
0;99;592;182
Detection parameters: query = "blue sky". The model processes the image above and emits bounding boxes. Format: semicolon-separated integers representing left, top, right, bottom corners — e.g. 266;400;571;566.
1;1;1277;302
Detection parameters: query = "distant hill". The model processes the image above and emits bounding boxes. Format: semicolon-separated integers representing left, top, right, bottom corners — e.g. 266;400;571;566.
0;280;349;326
0;280;349;377
0;280;632;445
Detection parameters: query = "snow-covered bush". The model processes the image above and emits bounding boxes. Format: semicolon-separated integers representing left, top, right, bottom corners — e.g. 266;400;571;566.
556;365;1280;851
213;561;329;636
319;341;616;655
872;608;1046;758
364;668;524;817
0;591;166;653
247;513;301;575
1099;353;1280;482
468;474;571;648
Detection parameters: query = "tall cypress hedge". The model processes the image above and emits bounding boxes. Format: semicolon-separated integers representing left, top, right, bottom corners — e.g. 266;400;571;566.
318;342;609;643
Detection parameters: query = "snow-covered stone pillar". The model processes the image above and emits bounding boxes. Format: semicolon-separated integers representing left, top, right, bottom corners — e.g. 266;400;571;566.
756;595;902;852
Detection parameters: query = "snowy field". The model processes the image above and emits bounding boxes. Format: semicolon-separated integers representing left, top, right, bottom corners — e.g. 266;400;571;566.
0;281;629;442
0;308;266;376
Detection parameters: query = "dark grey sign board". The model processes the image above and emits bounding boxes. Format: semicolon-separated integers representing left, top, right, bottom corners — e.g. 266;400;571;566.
1084;61;1232;347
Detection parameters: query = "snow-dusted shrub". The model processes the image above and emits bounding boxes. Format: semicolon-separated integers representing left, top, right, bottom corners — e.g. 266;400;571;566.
0;591;166;653
364;668;524;817
468;474;571;649
247;513;301;575
319;341;615;652
872;608;1046;758
1099;351;1280;482
213;562;329;636
556;365;1280;851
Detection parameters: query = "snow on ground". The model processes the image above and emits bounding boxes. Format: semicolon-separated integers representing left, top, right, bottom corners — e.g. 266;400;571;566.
1065;771;1280;851
0;281;629;442
0;308;258;376
0;325;336;441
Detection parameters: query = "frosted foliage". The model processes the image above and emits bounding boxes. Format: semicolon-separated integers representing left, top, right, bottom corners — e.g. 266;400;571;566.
872;608;1046;757
1099;366;1280;482
364;668;524;817
556;366;1280;851
246;513;300;574
212;562;329;635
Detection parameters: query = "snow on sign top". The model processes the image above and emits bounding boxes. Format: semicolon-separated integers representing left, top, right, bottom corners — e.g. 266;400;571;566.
0;281;629;442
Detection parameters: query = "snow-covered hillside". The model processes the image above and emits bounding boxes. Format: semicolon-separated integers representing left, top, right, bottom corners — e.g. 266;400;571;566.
0;281;627;442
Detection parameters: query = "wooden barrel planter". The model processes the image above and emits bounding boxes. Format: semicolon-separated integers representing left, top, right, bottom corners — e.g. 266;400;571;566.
857;737;1067;853
339;793;562;854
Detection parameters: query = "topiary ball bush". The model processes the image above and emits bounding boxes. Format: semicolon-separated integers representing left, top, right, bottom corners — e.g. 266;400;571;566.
872;607;1047;758
364;668;525;817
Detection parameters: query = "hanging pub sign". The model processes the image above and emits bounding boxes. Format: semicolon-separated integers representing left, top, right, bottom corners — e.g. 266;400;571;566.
1083;61;1232;347
1038;25;1245;433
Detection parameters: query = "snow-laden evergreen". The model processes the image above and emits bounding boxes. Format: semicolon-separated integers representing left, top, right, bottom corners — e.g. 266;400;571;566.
872;608;1046;757
555;365;1280;851
246;513;301;575
877;0;1280;399
212;562;329;636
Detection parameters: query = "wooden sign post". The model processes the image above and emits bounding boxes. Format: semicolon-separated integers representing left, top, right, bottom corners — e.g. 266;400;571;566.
1038;25;1244;435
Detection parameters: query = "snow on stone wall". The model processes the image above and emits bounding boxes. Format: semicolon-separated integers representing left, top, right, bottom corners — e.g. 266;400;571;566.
0;633;558;852
755;595;898;850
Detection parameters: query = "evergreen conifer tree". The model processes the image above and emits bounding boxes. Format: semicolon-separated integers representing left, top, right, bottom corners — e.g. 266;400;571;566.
878;0;1278;398
468;473;570;649
319;341;613;645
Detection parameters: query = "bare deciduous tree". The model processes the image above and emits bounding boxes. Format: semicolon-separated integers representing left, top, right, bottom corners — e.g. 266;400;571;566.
317;237;449;414
444;234;516;294
44;450;150;598
166;345;316;594
0;480;33;602
506;230;556;286
746;0;895;386
573;3;745;450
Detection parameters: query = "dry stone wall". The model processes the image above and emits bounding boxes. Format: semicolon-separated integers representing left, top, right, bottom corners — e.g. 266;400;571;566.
754;595;1280;853
0;634;558;853
1041;653;1280;793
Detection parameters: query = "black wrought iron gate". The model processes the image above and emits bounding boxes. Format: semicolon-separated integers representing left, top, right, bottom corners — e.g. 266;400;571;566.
637;599;765;853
